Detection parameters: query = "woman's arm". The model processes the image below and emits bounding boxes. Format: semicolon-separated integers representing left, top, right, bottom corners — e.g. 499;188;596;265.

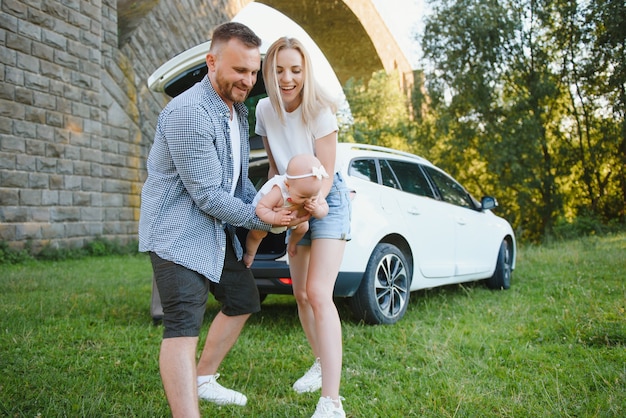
314;132;338;198
262;136;279;179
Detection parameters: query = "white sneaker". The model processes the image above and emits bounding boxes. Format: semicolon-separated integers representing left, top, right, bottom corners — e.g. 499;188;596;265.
293;358;322;393
197;373;247;406
311;396;346;418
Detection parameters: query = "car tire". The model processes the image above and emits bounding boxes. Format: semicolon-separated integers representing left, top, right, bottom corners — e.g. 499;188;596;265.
486;239;512;290
349;243;411;325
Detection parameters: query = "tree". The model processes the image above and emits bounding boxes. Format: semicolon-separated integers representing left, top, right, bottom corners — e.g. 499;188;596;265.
420;0;625;241
582;0;626;220
343;71;415;152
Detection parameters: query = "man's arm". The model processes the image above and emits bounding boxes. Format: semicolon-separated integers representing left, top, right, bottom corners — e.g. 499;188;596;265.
165;105;270;231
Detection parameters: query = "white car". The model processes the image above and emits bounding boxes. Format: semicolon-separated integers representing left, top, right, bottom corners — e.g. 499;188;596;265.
148;40;517;325
243;144;516;325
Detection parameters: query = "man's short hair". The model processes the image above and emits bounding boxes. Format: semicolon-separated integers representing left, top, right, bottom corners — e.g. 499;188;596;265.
209;22;262;52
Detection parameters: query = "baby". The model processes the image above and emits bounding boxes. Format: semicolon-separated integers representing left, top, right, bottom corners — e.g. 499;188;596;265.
244;154;330;268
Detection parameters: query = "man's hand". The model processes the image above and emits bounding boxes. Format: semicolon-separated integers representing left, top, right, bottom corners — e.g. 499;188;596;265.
288;211;311;227
272;209;294;226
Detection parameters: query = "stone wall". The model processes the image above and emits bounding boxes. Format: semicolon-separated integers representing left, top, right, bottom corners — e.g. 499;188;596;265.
0;0;245;251
0;0;408;252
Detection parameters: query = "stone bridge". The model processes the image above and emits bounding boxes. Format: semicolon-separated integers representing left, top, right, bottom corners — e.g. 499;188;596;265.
0;0;413;251
118;0;413;87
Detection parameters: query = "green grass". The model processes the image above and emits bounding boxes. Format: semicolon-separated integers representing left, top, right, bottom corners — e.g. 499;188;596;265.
1;234;625;417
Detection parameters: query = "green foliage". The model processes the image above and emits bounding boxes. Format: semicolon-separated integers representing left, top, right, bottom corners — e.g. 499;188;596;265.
85;237;139;257
0;237;139;265
550;212;626;241
0;241;33;264
420;0;625;242
343;70;416;152
1;234;625;416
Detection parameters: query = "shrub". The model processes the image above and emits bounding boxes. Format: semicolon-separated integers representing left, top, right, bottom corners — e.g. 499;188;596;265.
0;241;33;264
0;237;139;265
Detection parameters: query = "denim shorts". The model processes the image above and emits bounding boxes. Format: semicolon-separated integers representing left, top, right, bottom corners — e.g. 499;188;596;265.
295;172;352;246
150;235;260;339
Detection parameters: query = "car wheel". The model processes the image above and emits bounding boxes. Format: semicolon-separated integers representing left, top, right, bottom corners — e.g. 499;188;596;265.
349;243;411;325
486;239;512;290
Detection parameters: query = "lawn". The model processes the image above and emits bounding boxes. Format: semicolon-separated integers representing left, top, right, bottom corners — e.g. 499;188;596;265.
1;233;624;417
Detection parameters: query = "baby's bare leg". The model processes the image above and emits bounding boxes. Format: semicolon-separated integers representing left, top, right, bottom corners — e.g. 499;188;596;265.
244;229;268;268
287;221;309;258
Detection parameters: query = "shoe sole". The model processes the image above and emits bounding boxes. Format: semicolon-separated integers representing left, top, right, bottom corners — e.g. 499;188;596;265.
293;383;322;393
199;397;247;406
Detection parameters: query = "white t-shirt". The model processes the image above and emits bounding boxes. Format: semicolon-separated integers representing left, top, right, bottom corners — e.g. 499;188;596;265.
229;108;241;196
255;98;338;175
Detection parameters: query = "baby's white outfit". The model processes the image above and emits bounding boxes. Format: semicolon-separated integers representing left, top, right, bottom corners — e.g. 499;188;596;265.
253;175;292;234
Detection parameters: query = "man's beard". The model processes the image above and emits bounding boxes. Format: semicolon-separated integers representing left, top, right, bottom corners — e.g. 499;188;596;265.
215;74;249;104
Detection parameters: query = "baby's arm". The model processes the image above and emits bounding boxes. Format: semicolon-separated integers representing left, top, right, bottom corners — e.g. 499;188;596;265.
304;194;329;219
256;186;292;226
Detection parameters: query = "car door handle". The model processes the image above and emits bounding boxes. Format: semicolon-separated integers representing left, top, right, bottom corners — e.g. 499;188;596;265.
407;206;420;215
456;217;467;225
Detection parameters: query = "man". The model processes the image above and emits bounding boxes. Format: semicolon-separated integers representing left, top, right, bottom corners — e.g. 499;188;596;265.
139;22;292;417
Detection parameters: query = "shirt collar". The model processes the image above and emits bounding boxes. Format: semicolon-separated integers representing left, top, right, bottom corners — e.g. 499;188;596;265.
200;76;249;119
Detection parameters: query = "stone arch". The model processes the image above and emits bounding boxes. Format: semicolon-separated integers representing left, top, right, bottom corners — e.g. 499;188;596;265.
117;0;413;87
256;0;413;88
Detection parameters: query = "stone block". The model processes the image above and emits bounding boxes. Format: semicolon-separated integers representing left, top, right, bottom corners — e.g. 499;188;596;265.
0;223;17;241
64;175;82;190
0;206;28;222
6;32;32;54
31;41;54;61
19;189;41;206
0;99;26;119
17;19;42;42
0;188;19;205
1;170;28;188
51;207;80;222
81;207;103;222
16;153;36;170
82;176;102;192
30;207;51;222
14;120;37;138
25;139;45;155
40;222;66;239
16;223;43;240
28;172;49;189
42;190;60;205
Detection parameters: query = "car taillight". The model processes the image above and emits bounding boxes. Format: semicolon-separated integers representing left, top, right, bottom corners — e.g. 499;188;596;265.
279;277;292;285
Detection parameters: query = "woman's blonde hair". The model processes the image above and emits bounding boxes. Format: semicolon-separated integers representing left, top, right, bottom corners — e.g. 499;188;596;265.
262;37;337;125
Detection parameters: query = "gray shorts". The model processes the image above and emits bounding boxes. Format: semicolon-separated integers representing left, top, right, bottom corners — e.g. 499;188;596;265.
150;235;260;338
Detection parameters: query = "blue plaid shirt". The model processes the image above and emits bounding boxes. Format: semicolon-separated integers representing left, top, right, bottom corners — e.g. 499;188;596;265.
139;76;271;282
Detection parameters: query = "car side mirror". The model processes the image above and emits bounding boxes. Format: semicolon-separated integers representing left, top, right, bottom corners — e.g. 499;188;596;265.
481;196;498;210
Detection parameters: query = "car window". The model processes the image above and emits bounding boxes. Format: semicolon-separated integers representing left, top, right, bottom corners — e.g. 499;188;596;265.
248;158;270;190
348;158;378;183
423;166;474;209
386;160;435;198
380;160;401;189
244;92;267;138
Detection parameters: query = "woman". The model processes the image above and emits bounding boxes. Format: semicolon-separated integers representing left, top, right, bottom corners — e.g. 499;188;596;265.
255;37;352;418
